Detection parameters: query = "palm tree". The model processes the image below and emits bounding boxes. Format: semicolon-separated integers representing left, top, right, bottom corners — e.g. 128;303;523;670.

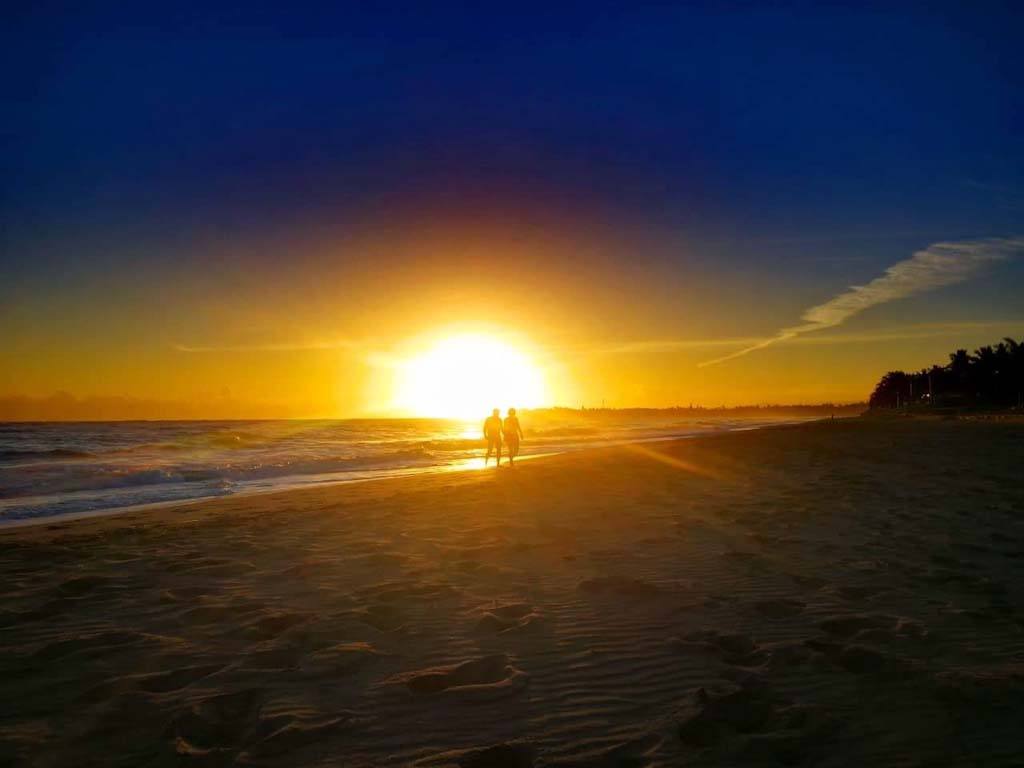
1006;338;1024;408
973;345;998;401
868;336;1024;410
949;348;971;376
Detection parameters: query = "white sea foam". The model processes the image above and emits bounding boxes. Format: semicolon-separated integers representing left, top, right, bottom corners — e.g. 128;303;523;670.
0;416;807;523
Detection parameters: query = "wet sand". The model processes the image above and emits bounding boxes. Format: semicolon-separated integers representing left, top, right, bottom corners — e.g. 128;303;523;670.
2;418;1023;767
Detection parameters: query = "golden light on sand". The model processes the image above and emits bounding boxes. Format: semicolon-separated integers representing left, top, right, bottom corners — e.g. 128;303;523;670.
393;334;547;419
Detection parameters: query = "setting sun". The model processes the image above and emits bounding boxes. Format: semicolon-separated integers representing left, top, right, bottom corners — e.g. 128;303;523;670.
392;334;547;419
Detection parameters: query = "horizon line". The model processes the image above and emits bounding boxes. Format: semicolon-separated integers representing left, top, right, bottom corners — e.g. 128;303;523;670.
0;402;869;424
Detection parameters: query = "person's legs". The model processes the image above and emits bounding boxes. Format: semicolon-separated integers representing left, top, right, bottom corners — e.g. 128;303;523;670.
486;438;501;466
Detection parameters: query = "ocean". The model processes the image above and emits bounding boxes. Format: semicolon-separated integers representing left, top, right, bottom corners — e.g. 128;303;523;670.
0;414;805;525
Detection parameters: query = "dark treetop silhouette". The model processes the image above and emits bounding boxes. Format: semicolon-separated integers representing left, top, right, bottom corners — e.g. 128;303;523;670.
869;337;1024;410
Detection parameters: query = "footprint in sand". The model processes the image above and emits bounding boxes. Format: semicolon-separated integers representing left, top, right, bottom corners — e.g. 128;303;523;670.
159;585;211;603
356;604;406;632
930;667;1024;710
33;630;182;662
241;646;304;672
359;579;460;604
752;598;806;619
451;741;535;768
750;532;785;548
720;550;769;570
805;633;909;675
354;551;412;569
834;585;888;601
788;573;827;589
278;557;338;579
134;663;225;693
474;603;544;634
398;654;528;700
833;644;894;674
57;574;114;597
678;681;777;745
671;629;764;666
677;680;840;761
577;576;661;598
179;599;264;627
242;711;354;760
248;611;310;640
818;613;896;638
537;524;579;545
543;733;663;767
172;556;254;577
849;617;929;646
893;617;929;640
758;640;814;670
303;641;386;676
167;687;266;753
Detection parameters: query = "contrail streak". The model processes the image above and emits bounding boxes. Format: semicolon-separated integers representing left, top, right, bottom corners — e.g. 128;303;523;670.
699;237;1023;367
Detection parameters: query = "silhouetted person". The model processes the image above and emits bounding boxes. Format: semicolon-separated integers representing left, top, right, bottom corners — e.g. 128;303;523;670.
483;408;503;466
503;408;523;466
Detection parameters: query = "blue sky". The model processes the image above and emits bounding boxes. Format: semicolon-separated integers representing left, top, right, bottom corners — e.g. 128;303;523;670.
1;3;1022;411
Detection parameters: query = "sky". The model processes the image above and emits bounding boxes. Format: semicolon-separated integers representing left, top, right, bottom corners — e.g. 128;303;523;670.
2;3;1023;418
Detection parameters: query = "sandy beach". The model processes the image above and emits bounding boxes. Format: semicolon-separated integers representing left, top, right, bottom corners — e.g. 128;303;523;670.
2;417;1023;767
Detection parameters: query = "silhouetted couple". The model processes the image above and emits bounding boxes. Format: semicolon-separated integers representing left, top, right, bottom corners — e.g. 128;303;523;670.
483;408;523;467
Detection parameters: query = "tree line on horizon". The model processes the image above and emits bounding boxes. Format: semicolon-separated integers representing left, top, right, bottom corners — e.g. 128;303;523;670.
869;337;1024;410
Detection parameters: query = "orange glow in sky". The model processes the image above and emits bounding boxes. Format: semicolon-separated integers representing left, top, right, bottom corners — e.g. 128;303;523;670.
3;218;1021;421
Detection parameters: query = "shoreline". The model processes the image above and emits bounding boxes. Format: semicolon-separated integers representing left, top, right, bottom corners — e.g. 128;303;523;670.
0;451;560;533
0;419;816;533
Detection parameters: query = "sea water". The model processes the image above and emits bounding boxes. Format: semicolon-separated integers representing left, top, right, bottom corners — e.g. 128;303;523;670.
0;415;803;524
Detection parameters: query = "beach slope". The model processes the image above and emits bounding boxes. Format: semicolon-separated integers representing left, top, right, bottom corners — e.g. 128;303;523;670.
2;418;1023;766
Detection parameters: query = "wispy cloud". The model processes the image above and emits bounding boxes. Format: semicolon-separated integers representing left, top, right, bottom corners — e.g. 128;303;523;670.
587;321;1023;358
698;237;1024;367
589;337;765;355
174;339;363;353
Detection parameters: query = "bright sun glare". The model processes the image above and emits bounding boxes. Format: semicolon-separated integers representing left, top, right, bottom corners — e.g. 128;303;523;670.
394;334;547;419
